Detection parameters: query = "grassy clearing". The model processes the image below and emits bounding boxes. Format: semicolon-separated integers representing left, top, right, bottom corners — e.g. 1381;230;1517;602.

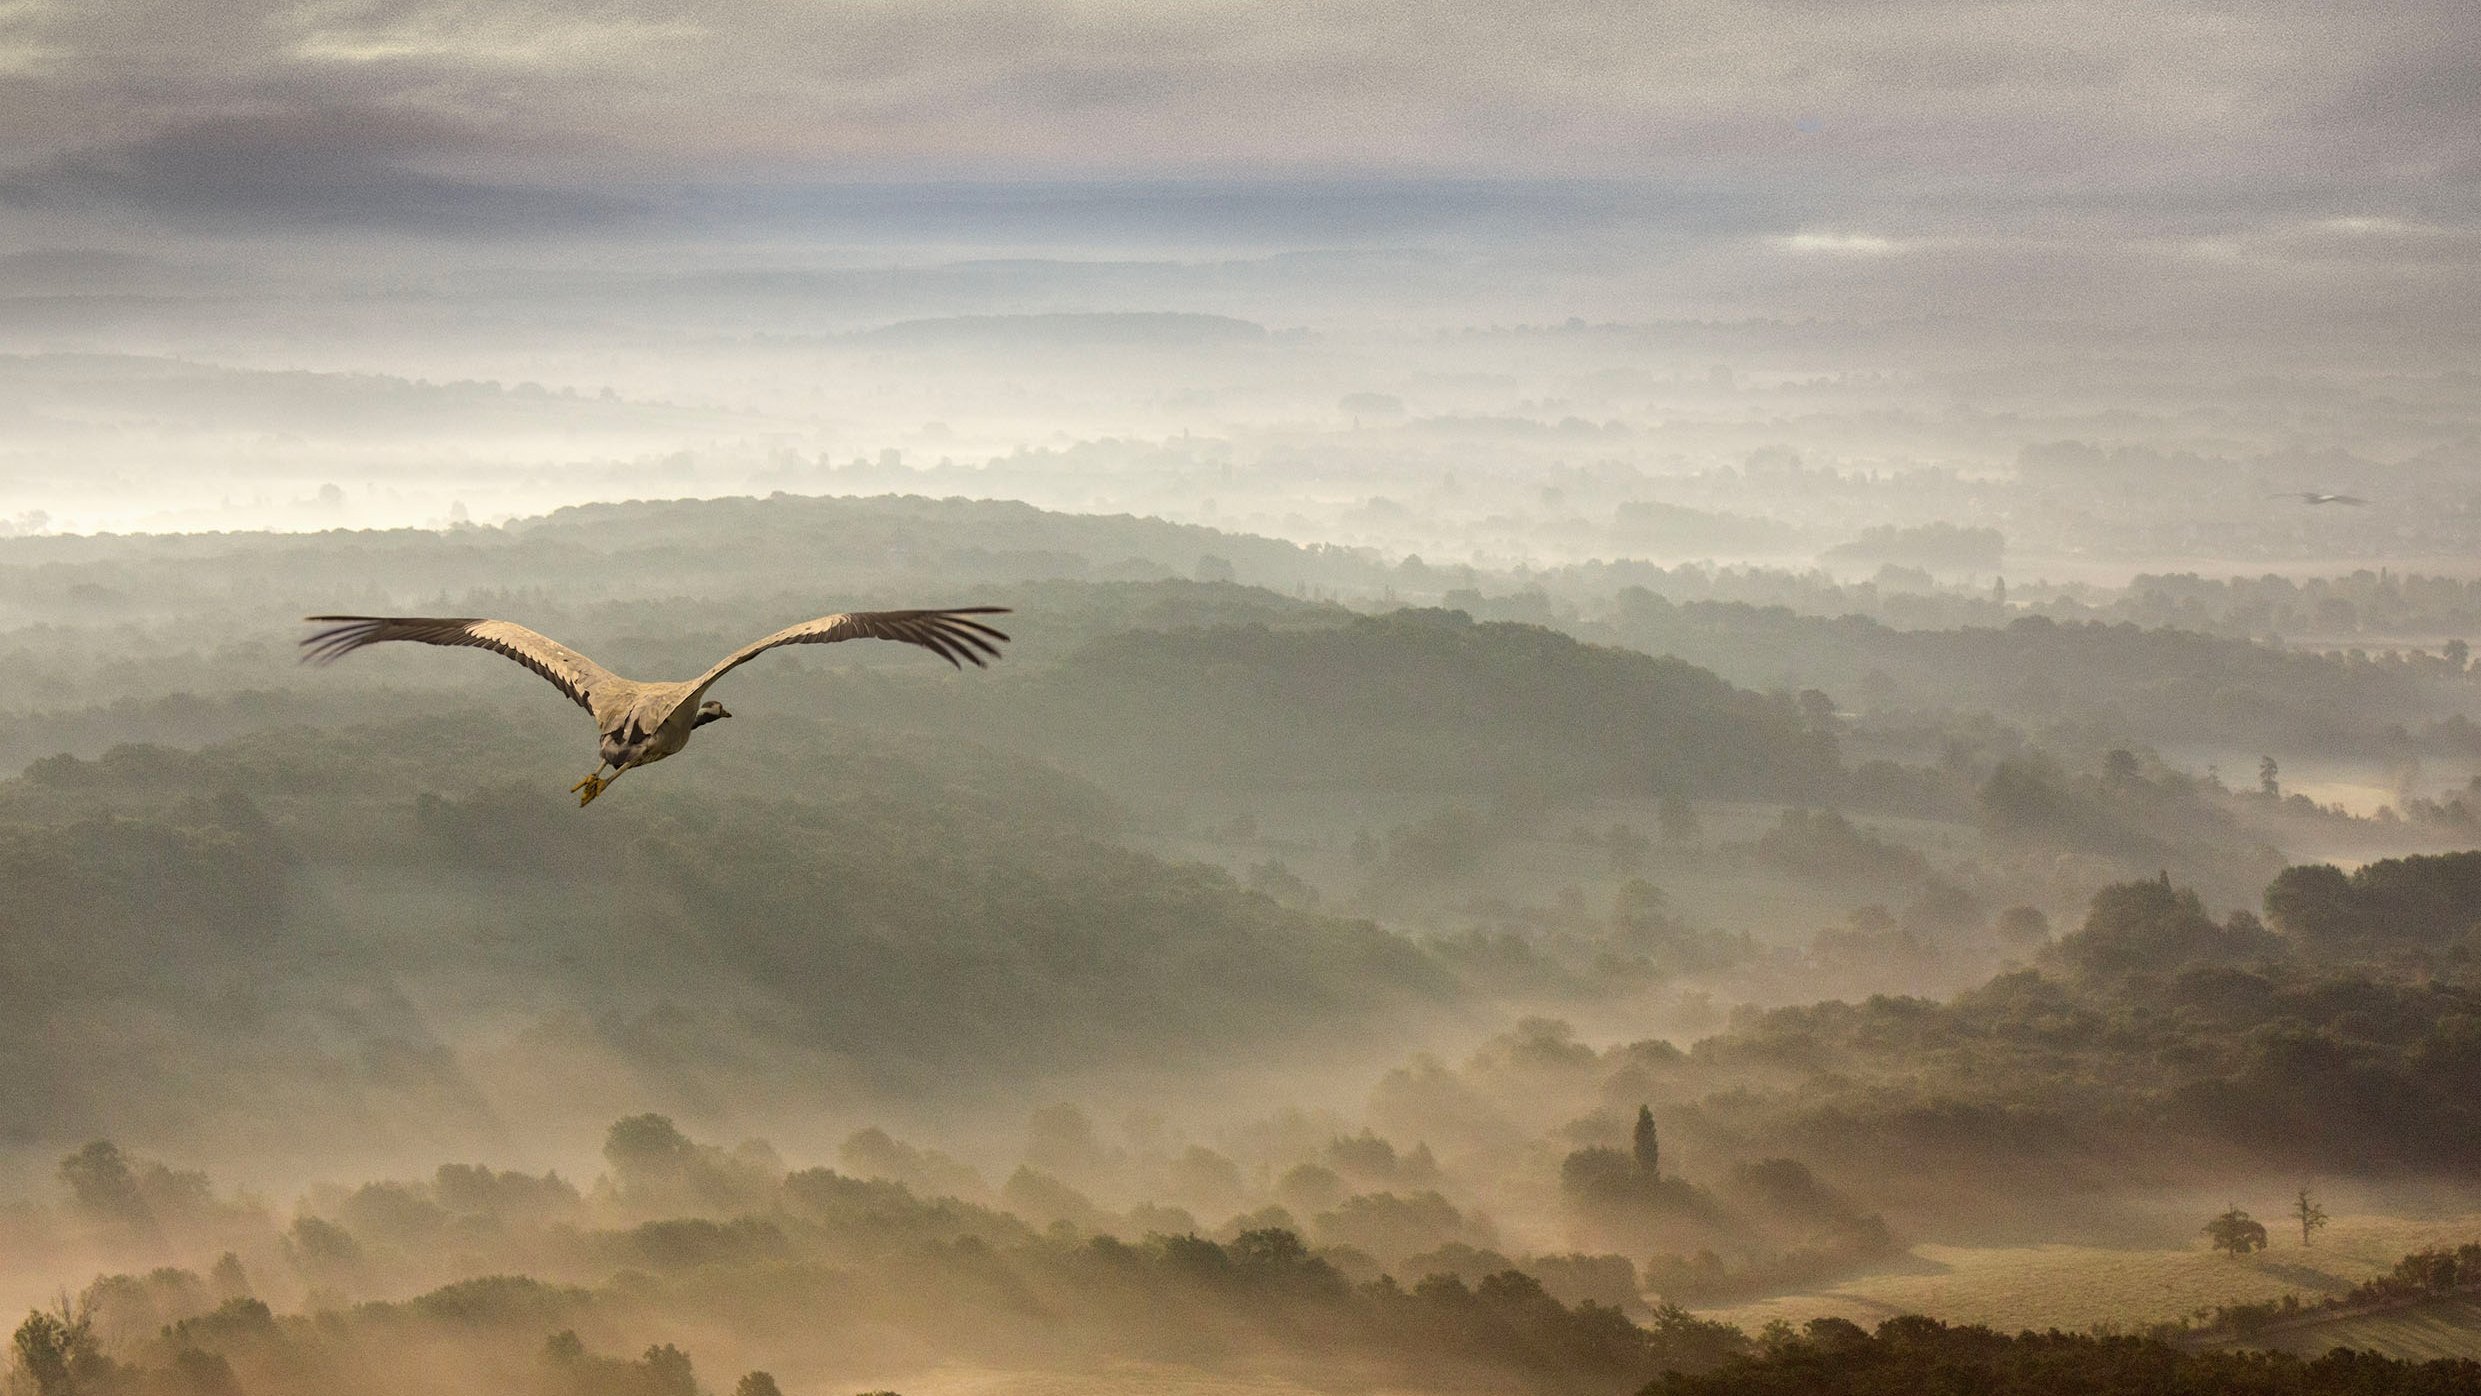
893;1359;1430;1396
2239;1295;2481;1361
1696;1213;2481;1336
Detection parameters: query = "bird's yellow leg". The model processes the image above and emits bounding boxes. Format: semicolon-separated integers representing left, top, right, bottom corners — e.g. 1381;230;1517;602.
571;769;611;806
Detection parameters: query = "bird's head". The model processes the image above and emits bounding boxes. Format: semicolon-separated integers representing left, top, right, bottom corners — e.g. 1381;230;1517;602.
693;700;733;727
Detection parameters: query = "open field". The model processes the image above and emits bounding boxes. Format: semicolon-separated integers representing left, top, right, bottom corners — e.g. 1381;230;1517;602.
1699;1213;2481;1336
897;1362;1443;1396
2236;1295;2481;1361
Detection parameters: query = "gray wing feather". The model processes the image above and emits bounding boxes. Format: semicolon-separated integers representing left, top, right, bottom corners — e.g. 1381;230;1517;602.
678;607;1010;710
300;616;627;721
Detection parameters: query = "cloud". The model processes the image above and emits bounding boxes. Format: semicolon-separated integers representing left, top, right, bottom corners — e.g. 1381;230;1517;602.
0;0;2468;334
0;1;2446;177
1774;231;1911;257
0;106;634;232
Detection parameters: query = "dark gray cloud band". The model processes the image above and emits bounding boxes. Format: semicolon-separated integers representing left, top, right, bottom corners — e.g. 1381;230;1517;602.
0;0;2470;327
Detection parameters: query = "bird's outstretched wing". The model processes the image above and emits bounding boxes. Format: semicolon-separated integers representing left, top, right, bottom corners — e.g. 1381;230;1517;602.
678;608;1010;710
300;616;627;720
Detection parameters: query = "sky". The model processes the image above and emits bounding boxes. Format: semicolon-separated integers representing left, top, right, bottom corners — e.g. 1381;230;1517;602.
0;0;2473;331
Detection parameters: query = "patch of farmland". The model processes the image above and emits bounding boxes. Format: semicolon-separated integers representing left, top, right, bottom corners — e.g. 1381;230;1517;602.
1695;1214;2481;1336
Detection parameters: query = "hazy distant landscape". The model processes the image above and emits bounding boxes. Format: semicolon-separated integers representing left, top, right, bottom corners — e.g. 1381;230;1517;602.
10;486;2481;1393
6;1;2481;1393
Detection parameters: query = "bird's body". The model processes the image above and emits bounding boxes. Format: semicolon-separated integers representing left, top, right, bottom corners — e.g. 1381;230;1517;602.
594;687;724;776
301;608;1009;804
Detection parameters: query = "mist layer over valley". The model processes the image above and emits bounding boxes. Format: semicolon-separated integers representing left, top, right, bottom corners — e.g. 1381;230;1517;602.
10;241;2481;596
10;486;2481;1393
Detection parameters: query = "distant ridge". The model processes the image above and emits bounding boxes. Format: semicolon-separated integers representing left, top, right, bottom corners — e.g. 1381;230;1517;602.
859;311;1267;348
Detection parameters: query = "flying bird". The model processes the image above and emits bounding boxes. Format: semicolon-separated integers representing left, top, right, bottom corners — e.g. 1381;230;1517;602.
2270;491;2367;506
301;608;1010;805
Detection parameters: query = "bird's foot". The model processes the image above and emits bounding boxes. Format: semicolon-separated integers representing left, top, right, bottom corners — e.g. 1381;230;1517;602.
571;772;609;807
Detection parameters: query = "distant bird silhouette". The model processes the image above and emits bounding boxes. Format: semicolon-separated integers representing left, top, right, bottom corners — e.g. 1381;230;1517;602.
2270;491;2367;506
302;608;1009;804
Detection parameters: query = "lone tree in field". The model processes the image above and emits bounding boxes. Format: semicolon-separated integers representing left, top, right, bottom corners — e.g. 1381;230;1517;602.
1633;1105;1660;1179
2206;1205;2269;1257
2293;1187;2329;1247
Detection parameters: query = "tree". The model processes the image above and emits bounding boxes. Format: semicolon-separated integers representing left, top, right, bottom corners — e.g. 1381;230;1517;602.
604;1114;698;1187
1795;688;1834;730
1632;1106;1660;1179
1658;795;1701;845
1978;756;2081;839
1993;905;2050;947
734;1376;784;1396
56;1142;146;1228
639;1344;696;1396
2260;756;2281;799
1607;823;1651;875
1349;828;1380;866
2054;878;2276;980
2103;748;2142;789
2395;1249;2459;1294
10;1299;108;1396
11;1312;74;1396
209;1252;250;1301
2205;1206;2268;1257
2293;1187;2329;1247
2262;862;2359;946
1559;1146;1642;1206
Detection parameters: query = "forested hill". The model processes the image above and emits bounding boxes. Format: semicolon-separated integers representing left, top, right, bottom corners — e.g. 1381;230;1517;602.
1581;593;2478;754
6;491;2470;771
0;489;1852;809
0;492;1399;623
0;715;1448;1161
809;608;1843;800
